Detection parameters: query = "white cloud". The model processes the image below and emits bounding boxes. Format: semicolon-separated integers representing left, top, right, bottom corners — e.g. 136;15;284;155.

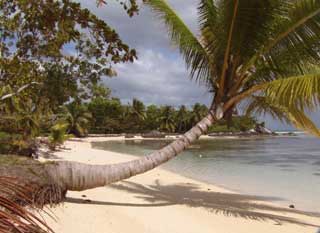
103;49;211;107
77;0;211;107
76;0;320;129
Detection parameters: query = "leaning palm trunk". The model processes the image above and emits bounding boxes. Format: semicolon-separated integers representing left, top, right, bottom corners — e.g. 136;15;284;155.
47;110;219;191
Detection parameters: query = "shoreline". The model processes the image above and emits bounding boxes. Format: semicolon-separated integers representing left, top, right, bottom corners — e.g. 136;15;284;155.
90;135;319;212
87;136;263;195
43;137;320;233
88;137;243;194
87;131;300;140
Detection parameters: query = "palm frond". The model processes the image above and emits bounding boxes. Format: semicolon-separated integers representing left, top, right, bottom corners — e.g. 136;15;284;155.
81;112;92;120
0;176;54;233
198;0;218;75
264;73;320;110
198;0;218;42
245;95;320;137
245;96;290;124
217;0;239;99
265;0;320;54
231;73;320;110
77;116;90;125
230;0;286;61
0;82;41;101
241;0;320;77
286;107;320;137
263;73;320;136
145;0;212;86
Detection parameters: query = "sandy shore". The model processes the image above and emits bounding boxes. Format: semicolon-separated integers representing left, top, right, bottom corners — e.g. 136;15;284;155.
43;137;320;233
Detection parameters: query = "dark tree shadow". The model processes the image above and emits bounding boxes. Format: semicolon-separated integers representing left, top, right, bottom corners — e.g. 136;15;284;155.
38;150;62;159
67;180;320;227
66;197;171;207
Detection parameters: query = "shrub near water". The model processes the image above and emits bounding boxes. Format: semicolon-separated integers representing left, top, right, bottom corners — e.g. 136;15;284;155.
49;123;72;150
0;131;37;156
208;116;257;133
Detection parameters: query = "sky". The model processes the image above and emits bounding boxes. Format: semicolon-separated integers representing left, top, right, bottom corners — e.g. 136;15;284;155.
77;0;319;131
78;0;209;107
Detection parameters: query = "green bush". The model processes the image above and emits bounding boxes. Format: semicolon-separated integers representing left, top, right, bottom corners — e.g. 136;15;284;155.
48;123;71;150
208;116;257;133
0;132;37;156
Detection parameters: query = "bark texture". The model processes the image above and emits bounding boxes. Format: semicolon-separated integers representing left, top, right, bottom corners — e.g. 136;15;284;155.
0;156;65;206
48;111;218;191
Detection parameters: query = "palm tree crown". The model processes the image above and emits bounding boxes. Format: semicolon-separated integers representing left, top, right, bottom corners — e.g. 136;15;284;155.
146;0;320;136
159;105;176;132
56;104;92;137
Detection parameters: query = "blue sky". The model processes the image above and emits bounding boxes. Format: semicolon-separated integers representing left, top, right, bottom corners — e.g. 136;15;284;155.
77;0;319;131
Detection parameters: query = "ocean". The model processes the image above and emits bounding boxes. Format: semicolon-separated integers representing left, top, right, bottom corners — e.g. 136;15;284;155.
92;134;320;212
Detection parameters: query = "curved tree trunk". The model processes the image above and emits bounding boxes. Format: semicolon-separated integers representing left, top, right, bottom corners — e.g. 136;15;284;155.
47;110;220;192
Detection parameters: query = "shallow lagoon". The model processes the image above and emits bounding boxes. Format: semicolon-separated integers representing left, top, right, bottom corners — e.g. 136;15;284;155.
92;134;320;212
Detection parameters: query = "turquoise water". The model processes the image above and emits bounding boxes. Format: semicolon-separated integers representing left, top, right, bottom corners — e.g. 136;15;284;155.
92;135;320;212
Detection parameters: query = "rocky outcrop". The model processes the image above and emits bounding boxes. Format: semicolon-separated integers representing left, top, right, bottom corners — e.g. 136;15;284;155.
125;133;137;138
255;124;275;135
141;130;166;138
208;124;277;137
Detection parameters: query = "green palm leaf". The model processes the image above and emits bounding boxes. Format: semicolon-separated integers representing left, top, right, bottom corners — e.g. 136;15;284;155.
231;73;320;136
245;96;291;124
198;0;218;45
145;0;212;85
241;0;320;78
246;95;320;136
217;0;239;99
266;0;320;54
287;108;320;137
264;74;320;110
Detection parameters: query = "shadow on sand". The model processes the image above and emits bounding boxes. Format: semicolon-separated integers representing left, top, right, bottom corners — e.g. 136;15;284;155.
66;180;319;227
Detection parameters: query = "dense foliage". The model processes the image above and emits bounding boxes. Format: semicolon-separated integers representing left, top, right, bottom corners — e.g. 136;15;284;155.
68;96;258;134
0;0;137;154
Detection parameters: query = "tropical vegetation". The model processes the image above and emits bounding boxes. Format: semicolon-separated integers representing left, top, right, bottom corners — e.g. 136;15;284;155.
37;0;320;192
86;97;257;134
1;0;320;226
0;0;137;155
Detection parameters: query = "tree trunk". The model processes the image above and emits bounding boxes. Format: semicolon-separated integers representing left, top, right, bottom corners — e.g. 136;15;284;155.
225;107;233;129
47;110;220;192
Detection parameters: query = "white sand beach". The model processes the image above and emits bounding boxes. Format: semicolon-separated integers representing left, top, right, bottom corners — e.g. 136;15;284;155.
43;137;320;233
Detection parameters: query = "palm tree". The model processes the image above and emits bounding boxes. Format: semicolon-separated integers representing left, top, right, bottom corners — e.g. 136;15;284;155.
0;85;46;156
15;99;42;139
131;98;146;121
122;98;146;132
159;105;176;133
0;86;21;133
175;105;190;132
29;0;320;192
56;103;92;137
49;123;70;150
190;103;209;127
145;0;320;136
145;104;161;130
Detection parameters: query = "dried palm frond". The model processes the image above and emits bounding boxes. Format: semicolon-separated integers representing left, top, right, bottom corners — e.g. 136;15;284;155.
0;176;54;233
0;155;66;208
